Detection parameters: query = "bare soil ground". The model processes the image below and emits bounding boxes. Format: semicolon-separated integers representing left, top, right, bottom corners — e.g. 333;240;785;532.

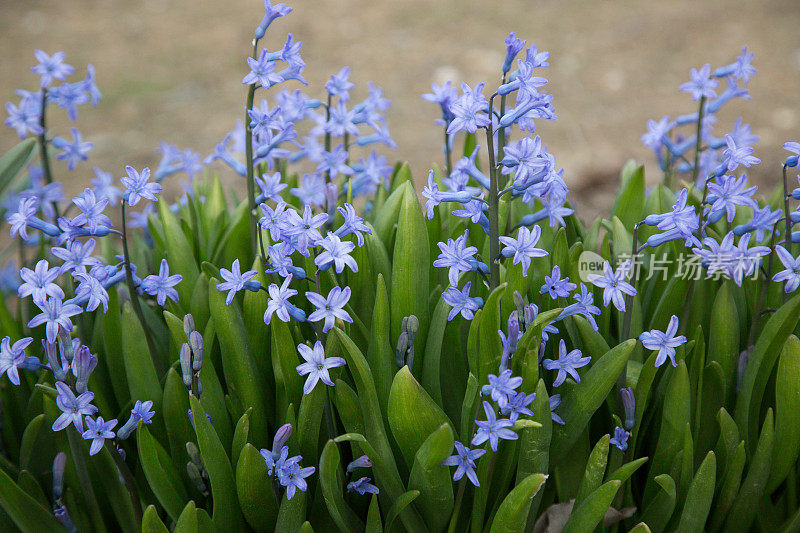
1;0;799;220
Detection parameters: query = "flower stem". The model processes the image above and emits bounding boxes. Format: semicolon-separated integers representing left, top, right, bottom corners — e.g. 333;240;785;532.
36;88;59;220
484;124;500;291
783;163;792;253
444;128;452;177
446;479;467;533
689;96;706;187
120;203;162;374
106;440;143;526
245;40;260;257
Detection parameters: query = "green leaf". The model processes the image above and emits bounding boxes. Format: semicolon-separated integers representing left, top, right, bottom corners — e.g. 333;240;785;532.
407;423;455;532
489;473;548;533
391;181;430;350
388;366;453;467
231;408;251;467
767;334;800;492
561;479;621;533
174;500;198;533
121;302;162;415
0;138;36;198
708;441;745;532
373;184;405;253
18;414;44;472
158;199;199;306
366;273;394;413
735;294;800;445
0;465;62;532
611;163;645;230
574;434;610;509
707;281;740;397
645;361;690;501
478;283;507;383
137;425;189;522
640;474;677;533
675;451;716;533
605;456;648;484
551;339;636;462
142;505;170;533
209;278;269;447
236;444;278;531
384;490;420;533
723;409;774;532
421;295;450;404
189;395;245;530
319;440;365;532
366;495;383;533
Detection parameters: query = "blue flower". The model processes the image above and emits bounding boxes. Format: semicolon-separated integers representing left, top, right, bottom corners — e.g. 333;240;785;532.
317;145;354;180
706;174;757;224
713;46;756;85
265;275;305;324
502;391;535;423
316;233;357;273
441;441;486;486
141;259;182;306
446;82;491;135
333;203;371;246
472;401;517;452
587;260;636;312
422;171;475;220
217;259;260;306
116;399;155;439
31;50;74;88
772;245;800;293
481;369;522;409
502;32;527;74
641;116;675;152
51;81;90;121
284;205;328;256
610;426;630;451
501;136;549;188
52;239;101;275
121;166;162;207
346;455;373;474
274;450;315;500
442;282;483;321
324;102;360;137
642;189;700;247
558;283;601;330
73;269;110;313
255;1;292;38
679;64;718;101
306;286;352;332
422;81;457;126
347;477;380;495
81;416;117;456
499;226;548;277
28;297;82;343
0;337;33;386
289;173;326;207
433;231;479;286
540;265;576;299
72;188;112;233
325;67;355;102
91;167;122;205
543;339;591;387
52;128;92;171
719;135;760;174
52;381;97;432
4;93;43;139
18;259;64;304
243;49;284;88
549;394;565;425
640;315;687;367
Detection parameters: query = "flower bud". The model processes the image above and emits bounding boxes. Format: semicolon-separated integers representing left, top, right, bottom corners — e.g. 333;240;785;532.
346;455;373;474
187;462;208;495
395;331;408;369
326;182;339;220
507;313;520;354
186;441;203;466
116;415;138;440
52;452;67;501
619;387;636;430
180;343;192;388
189;331;204;372
183;314;195;339
73;346;97;395
54;505;76;532
58;329;74;365
271;423;293;457
737;346;753;392
405;315;419;341
44;340;67;382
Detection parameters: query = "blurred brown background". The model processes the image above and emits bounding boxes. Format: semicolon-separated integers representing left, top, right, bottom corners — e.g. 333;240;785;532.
1;0;799;219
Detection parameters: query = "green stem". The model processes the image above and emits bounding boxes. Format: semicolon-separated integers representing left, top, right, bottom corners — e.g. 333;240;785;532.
484;124;500;291
36;88;59;220
783;164;792;258
245;40;260;257
444;128;452;177
447;479;467;533
120;203;163;375
67;429;107;533
106;440;143;526
497;74;508;188
690;96;706;187
747;228;777;347
324;93;333;183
